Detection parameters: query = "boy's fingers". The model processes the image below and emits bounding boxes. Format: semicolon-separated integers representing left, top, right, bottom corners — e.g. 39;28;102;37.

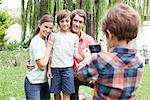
27;67;35;72
50;73;53;78
47;70;53;79
47;73;50;79
27;62;35;72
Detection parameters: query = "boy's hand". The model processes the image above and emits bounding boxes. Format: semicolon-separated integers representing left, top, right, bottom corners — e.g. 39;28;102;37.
47;69;53;79
89;74;99;84
99;40;107;52
27;62;35;72
82;48;91;58
77;48;92;71
77;61;86;71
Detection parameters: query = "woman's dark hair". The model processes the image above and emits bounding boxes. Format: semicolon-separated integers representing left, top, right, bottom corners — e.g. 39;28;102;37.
32;15;54;38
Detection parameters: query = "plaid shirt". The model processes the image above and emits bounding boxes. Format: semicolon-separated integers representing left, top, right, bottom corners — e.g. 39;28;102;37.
78;48;144;100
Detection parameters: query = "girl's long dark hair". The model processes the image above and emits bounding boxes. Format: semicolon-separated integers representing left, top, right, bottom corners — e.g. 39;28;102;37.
32;15;54;38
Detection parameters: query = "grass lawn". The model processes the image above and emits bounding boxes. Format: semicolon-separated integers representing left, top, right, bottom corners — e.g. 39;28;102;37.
0;50;150;100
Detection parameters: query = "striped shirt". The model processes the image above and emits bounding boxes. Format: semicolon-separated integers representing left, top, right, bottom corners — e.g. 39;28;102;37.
78;48;144;100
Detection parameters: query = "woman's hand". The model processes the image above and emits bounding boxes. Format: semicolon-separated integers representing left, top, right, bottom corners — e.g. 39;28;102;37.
47;33;54;48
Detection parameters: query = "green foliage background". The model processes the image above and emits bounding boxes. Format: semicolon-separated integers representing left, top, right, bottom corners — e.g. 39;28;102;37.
0;11;11;50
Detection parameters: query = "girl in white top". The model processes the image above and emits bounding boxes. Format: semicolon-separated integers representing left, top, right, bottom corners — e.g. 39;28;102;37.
48;10;84;100
24;15;54;100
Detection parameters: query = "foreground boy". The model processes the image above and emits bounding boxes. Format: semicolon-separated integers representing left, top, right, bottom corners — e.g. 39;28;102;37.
77;3;144;100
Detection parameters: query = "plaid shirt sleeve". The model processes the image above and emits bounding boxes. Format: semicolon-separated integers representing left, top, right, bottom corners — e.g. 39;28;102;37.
77;56;99;81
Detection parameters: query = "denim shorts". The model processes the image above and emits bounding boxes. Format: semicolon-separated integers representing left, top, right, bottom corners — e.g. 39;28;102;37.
49;67;75;94
24;77;50;100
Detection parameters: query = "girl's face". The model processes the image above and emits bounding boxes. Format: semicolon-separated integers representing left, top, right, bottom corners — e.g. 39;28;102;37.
39;22;53;39
59;16;71;32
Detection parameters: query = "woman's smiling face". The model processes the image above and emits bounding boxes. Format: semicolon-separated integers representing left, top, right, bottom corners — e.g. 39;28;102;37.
39;22;53;39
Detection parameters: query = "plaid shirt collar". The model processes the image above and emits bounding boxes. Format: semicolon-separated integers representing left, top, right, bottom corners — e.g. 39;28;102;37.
110;47;137;54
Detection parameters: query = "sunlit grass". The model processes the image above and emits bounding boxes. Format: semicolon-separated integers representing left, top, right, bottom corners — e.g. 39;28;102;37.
0;50;28;100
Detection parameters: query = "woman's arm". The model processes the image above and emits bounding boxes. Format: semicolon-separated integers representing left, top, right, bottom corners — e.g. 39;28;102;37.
36;34;54;71
36;46;52;71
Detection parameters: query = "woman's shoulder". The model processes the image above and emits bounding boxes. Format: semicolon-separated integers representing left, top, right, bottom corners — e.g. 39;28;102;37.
30;35;42;45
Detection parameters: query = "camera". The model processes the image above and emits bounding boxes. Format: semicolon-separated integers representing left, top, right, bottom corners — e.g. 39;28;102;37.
89;44;101;53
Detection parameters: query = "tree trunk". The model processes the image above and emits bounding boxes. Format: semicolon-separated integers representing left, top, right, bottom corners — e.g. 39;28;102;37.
39;0;49;18
21;0;29;43
53;0;57;25
63;0;74;11
29;0;33;35
85;0;95;39
94;0;107;40
74;0;80;9
80;0;83;9
49;0;54;16
21;0;25;43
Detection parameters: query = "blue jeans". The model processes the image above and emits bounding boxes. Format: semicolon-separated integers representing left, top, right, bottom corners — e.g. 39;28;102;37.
49;67;75;94
24;77;50;100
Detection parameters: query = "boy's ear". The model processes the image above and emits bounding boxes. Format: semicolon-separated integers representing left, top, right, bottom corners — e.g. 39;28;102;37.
106;29;113;39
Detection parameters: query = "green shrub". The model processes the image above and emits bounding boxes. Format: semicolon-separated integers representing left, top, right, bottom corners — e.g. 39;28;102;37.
5;41;22;51
0;11;11;51
21;38;31;49
0;49;29;68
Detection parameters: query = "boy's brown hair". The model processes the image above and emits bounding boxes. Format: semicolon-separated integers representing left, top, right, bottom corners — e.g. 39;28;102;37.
57;9;71;26
102;3;140;43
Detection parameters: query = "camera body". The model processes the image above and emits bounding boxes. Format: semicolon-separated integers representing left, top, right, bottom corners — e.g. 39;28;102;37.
89;44;101;53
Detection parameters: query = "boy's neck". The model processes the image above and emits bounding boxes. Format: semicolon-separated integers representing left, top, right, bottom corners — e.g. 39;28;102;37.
114;40;133;49
60;29;70;33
